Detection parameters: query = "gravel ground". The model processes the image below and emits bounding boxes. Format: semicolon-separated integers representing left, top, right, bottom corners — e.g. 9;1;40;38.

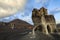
0;31;55;40
51;33;60;40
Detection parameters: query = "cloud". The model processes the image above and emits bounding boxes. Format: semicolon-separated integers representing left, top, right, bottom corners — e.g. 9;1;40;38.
16;12;34;25
0;0;27;18
35;0;50;8
22;15;34;25
35;0;41;3
35;0;48;3
50;8;60;15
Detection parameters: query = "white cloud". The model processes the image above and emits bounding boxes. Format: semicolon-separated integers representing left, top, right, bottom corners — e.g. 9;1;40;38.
19;14;34;25
35;0;48;4
50;8;60;14
20;12;25;16
50;8;60;12
35;0;41;3
0;0;27;18
54;8;60;11
49;8;60;24
35;0;49;8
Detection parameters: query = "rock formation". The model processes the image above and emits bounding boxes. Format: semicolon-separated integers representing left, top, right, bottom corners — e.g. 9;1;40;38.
32;7;56;34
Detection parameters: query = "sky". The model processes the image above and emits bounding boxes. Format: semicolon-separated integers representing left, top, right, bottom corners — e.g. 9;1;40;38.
0;0;60;25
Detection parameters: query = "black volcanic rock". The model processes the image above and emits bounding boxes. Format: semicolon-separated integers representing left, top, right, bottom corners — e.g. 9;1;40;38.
0;31;55;40
51;33;60;40
19;31;55;40
49;24;60;40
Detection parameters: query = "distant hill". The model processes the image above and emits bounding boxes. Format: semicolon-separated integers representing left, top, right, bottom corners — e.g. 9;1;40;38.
9;19;33;30
0;19;34;32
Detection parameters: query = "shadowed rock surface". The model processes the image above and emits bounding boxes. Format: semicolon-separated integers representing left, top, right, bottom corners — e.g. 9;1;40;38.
0;31;55;40
51;33;60;40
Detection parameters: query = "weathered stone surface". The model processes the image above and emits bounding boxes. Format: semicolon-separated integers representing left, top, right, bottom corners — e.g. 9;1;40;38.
32;7;56;34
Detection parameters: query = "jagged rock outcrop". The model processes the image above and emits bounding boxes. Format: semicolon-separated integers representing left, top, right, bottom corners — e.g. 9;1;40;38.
32;7;56;34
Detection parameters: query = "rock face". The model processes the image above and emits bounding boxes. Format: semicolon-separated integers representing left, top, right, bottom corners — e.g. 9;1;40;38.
32;7;56;34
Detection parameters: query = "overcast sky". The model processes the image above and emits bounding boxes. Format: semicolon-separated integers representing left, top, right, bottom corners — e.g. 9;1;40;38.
0;0;60;25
